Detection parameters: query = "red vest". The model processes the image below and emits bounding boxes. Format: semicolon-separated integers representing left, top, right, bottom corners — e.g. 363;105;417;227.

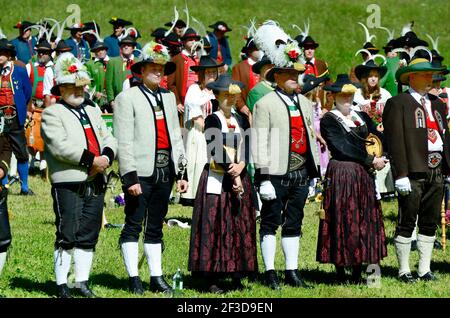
289;105;308;155
181;54;198;102
29;63;46;99
0;73;15;106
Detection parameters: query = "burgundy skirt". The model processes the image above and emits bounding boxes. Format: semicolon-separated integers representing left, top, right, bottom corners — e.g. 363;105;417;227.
188;168;258;275
316;159;387;266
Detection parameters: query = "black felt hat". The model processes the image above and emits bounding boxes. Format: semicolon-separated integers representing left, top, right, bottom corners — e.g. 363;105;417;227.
65;23;86;32
398;31;429;48
209;21;232;32
55;40;72;52
161;33;182;47
252;55;274;75
151;27;168;40
164;19;186;29
13;21;34;30
240;37;257;54
109;17;133;27
119;36;137;47
180;28;201;41
190;56;224;72
0;39;16;54
35;39;53;52
301;74;329;95
90;41;108;52
354;60;388;81
301;36;319;49
362;42;379;54
206;74;244;91
323;74;359;93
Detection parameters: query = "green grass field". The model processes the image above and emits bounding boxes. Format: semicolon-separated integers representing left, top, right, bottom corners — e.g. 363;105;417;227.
1;0;449;77
2;173;450;298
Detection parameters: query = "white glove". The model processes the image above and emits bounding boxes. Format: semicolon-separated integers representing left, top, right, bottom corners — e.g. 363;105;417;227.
259;180;277;201
395;177;411;196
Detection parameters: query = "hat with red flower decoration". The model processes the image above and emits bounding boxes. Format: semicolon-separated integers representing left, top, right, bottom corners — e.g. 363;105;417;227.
254;21;306;82
65;22;86;32
131;41;176;75
51;52;91;96
13;20;34;31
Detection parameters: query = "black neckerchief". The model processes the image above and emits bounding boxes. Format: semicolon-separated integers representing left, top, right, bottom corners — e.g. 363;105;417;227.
139;84;163;107
275;87;300;108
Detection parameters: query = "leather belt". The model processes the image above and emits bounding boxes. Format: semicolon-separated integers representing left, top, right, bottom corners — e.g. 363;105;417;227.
156;149;170;168
289;152;307;172
428;152;442;169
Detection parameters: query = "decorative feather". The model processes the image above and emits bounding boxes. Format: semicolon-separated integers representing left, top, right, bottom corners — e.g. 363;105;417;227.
182;3;189;36
0;27;6;40
119;27;138;41
354;48;372;58
192;16;207;37
241;17;257;39
425;34;439;54
56;16;71;44
25;25;47;41
164;6;179;37
358;22;376;43
377;26;395;41
401;21;414;36
253;20;303;67
303;18;310;38
191;38;206;56
409;46;433;61
369;54;387;65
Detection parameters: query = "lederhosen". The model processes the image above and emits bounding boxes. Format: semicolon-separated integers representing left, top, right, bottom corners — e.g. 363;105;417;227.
52;103;106;250
259;90;312;237
119;85;175;245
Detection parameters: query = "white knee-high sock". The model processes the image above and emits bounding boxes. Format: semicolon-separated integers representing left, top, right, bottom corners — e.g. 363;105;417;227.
0;252;6;276
394;236;412;276
260;235;276;271
121;242;139;277
54;249;73;285
144;243;162;277
417;234;435;277
74;248;94;283
281;236;300;270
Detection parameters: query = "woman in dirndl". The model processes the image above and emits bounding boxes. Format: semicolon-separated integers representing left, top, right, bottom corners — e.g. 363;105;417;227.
316;74;388;284
179;56;223;206
188;74;258;293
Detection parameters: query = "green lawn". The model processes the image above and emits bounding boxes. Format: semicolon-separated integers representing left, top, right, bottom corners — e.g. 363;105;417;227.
2;173;450;298
2;0;449;77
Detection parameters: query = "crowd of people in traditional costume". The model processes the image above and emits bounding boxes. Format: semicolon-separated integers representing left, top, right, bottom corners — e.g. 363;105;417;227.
0;8;449;298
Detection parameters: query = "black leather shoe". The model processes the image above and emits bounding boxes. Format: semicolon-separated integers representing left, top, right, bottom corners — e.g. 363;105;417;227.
411;240;418;251
419;271;437;281
208;284;224;294
20;189;35;196
285;270;313;289
265;270;280;290
149;276;173;294
56;283;72;298
73;281;97;298
398;273;417;283
434;240;443;250
129;276;144;295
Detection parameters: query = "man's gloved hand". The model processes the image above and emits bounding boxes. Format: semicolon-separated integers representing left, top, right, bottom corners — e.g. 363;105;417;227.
395;177;412;196
259;180;277;201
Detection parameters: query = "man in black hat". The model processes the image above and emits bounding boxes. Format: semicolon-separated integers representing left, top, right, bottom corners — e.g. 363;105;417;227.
85;41;110;112
164;19;186;39
105;36;136;110
65;23;90;63
208;21;232;71
231;37;262;123
54;40;72;58
10;21;38;64
104;17;133;57
0;40;33;195
82;21;101;52
114;42;187;295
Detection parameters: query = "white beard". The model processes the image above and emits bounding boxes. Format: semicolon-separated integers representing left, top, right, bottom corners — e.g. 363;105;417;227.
63;94;84;107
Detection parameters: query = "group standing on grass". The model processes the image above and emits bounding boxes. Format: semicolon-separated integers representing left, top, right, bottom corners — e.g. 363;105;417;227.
0;11;449;298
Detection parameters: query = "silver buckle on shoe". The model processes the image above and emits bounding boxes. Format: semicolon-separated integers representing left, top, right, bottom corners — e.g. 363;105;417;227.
428;152;442;169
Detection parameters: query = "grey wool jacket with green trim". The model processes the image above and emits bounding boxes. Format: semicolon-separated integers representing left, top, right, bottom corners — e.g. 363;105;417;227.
41;101;117;184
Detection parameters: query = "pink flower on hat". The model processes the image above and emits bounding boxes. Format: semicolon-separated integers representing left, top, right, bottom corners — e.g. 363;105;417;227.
68;64;78;73
288;49;300;60
154;44;163;53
